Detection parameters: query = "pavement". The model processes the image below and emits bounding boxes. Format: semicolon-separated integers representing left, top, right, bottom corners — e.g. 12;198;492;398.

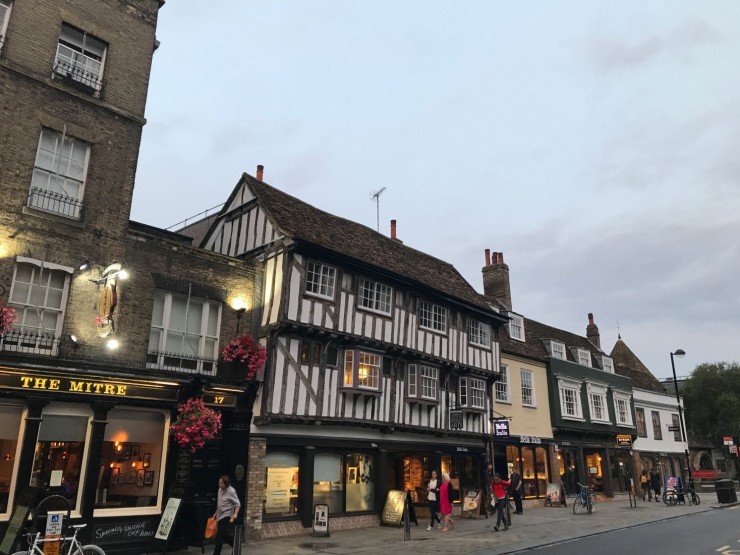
168;493;740;555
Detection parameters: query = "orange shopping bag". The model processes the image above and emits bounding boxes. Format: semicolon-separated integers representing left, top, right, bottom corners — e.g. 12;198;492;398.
205;516;218;539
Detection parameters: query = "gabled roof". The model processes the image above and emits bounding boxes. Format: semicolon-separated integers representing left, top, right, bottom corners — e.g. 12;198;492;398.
610;338;667;393
211;173;502;315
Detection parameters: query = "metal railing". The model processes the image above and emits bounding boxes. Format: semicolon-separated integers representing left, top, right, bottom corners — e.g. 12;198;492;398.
146;350;218;376
0;329;60;355
27;186;83;220
166;203;225;231
52;58;103;97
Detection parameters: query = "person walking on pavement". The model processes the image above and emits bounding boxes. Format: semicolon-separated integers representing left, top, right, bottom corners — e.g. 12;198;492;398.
212;475;241;555
439;472;455;532
650;469;662;502
508;469;523;514
491;473;510;532
426;470;443;530
639;470;650;501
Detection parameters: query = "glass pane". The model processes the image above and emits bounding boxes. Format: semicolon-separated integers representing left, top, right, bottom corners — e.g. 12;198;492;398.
168;297;187;332
345;453;374;512
41;311;58;331
10;282;30;304
46;287;63;310
203;337;216;358
206;303;219;336
151;293;165;327
148;329;161;352
165;331;184;354
313;453;343;515
535;447;548;496
186;300;203;334
521;447;537;498
402;456;428;503
183;336;200;356
23;310;41;328
263;451;299;517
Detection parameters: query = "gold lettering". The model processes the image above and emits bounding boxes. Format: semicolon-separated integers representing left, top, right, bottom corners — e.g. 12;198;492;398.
117;385;127;396
20;376;33;388
104;384;115;395
214;396;225;404
33;378;47;389
85;382;92;393
69;381;84;392
93;383;103;394
49;379;61;390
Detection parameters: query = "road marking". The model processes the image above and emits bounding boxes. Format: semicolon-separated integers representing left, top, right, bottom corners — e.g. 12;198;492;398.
717;547;730;552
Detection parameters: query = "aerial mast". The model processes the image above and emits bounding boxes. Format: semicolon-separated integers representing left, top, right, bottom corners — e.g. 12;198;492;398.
370;187;387;232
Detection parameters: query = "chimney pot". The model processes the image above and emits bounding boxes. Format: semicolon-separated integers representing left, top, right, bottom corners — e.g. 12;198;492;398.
499;252;505;264
390;219;397;239
256;165;264;181
588;313;594;325
485;249;491;266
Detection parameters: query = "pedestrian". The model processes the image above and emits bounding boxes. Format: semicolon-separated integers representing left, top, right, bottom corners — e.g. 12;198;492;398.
426;470;443;531
491;473;510;532
212;475;241;555
639;470;650;501
650;469;662;502
439;471;455;532
508;469;523;515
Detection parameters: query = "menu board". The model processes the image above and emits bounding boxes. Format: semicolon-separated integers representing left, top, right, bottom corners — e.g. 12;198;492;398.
155;497;181;541
0;487;41;555
265;468;293;514
381;490;407;526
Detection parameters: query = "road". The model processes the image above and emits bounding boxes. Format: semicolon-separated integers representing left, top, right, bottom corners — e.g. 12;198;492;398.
524;505;740;555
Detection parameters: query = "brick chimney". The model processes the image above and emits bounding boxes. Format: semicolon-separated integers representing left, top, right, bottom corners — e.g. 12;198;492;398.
586;312;600;348
482;250;512;310
390;220;403;243
256;164;264;181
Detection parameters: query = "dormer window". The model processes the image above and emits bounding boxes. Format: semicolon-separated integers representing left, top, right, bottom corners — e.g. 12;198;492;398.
419;300;447;333
508;313;524;341
601;356;614;373
577;348;591;367
358;278;392;315
305;260;336;299
468;319;490;347
546;340;566;360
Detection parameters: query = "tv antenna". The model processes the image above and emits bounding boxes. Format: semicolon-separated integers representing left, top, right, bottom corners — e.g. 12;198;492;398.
370;187;387;232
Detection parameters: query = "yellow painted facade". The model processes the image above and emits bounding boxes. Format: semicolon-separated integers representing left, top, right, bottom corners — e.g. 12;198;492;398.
494;354;553;439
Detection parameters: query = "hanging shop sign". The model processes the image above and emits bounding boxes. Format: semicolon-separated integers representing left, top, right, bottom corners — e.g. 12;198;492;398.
493;420;510;438
449;409;464;431
616;434;632;447
0;368;178;401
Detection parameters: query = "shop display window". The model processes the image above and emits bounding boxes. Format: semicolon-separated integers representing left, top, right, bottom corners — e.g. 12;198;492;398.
585;453;604;491
95;409;167;513
0;405;24;519
313;452;376;514
345;453;374;512
403;455;429;503
31;405;91;512
313;453;343;514
264;451;299;518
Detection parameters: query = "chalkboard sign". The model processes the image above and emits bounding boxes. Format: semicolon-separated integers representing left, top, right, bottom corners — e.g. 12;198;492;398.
155;498;182;541
0;487;41;555
93;519;158;544
381;490;406;526
312;504;329;537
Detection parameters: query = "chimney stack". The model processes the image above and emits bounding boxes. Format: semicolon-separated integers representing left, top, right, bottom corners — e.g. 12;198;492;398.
482;249;512;310
256;164;264;181
389;220;402;243
586;312;601;348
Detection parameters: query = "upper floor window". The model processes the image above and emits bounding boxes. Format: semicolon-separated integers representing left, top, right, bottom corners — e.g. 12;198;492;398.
407;364;438;401
29;128;89;220
495;366;509;403
343;350;381;391
577;348;591;367
636;408;647;437
671;414;681;442
558;379;582;420
614;393;633;426
306;261;336;300
53;23;106;96
601;356;614;373
300;341;338;367
651;411;662;439
147;290;221;374
419;301;446;333
546;340;566;360
520;369;535;407
0;1;12;54
459;377;485;410
508;314;524;341
358;278;392;315
468;319;491;347
4;259;72;355
587;384;609;423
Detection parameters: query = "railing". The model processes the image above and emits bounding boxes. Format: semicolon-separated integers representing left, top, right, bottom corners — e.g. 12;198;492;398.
52;58;103;97
166;203;225;231
146;350;218;376
27;186;83;220
0;329;60;355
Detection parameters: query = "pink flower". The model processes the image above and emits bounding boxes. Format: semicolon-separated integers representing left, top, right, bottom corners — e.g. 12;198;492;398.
170;398;222;453
221;335;267;381
0;306;17;336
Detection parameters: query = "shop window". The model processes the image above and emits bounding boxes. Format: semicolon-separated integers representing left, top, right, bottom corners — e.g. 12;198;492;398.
31;405;91;513
345;453;374;511
403;455;429;503
0;405;23;519
264;451;299;518
439;455;461;503
585;453;604;492
95;409;167;514
313;453;343;515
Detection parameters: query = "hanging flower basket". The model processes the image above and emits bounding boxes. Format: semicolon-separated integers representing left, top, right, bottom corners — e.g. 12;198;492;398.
0;306;17;337
170;398;222;453
221;335;267;382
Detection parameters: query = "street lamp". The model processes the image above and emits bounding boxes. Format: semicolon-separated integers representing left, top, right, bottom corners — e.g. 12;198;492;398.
670;348;692;486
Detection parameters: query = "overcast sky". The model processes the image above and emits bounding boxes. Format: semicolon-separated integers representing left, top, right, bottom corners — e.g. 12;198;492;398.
131;1;740;380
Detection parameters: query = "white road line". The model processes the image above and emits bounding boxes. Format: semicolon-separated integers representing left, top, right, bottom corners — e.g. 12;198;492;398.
717;547;730;552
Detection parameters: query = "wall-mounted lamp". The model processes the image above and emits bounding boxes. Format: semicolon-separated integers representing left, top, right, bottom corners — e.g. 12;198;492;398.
78;261;91;271
106;339;120;351
2;453;12;461
231;299;248;334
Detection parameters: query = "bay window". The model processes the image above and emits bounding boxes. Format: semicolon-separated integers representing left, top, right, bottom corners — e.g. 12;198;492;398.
343;350;382;391
459;377;485;410
407;364;438;401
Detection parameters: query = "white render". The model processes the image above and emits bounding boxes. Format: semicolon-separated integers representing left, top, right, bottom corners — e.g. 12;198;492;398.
631;387;687;455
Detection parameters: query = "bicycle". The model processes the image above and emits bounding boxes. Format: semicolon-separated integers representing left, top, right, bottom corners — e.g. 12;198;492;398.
664;487;700;506
12;523;105;555
572;482;596;514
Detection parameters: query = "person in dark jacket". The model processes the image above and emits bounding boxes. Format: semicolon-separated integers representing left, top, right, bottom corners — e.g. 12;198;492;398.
650;469;662;502
426;470;442;530
508;470;523;514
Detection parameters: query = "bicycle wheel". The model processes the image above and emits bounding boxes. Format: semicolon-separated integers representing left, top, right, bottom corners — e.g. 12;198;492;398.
573;498;582;514
691;492;700;506
10;551;30;555
75;545;106;555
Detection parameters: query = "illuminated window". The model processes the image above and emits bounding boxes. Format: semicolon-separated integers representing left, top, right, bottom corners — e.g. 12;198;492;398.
343;350;381;391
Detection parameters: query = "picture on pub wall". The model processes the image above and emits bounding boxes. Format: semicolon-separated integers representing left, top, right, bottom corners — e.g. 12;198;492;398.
142;453;151;468
137;469;145;487
111;467;119;485
125;471;136;485
122;445;132;460
144;471;154;486
347;467;358;483
132;445;140;459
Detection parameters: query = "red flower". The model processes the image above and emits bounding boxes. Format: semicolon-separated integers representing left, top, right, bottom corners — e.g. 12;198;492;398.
0;306;17;336
221;335;267;381
170;398;222;453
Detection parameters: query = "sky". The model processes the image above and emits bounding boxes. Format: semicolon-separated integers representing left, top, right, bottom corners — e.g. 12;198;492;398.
130;1;740;381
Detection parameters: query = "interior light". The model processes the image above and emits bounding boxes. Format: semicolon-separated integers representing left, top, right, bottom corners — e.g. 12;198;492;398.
106;339;120;350
118;269;129;280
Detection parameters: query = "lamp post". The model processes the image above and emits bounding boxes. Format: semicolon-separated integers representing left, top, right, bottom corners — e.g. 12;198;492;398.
670;349;692;486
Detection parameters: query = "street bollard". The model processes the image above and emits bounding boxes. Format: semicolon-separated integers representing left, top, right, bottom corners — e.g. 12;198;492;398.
403;495;411;541
232;521;243;555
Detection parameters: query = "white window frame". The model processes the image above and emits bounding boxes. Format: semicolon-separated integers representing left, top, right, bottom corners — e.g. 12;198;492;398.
343;349;381;391
147;290;222;373
613;391;633;427
407;364;438;401
459;377;485;410
547;340;566;360
0;0;12;54
459;377;468;407
577;348;591;367
601;356;614;373
520;369;535;407
305;260;336;300
468;318;491;347
358;278;392;315
495;366;510;403
419;300;447;333
558;378;583;420
508;313;524;341
54;22;107;93
586;383;610;423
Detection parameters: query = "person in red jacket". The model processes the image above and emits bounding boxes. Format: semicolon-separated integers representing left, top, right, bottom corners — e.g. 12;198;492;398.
439;472;455;532
491;473;511;531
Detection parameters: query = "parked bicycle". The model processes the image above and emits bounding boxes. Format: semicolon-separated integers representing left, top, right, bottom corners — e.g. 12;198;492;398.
664;486;700;506
572;482;596;514
11;522;105;555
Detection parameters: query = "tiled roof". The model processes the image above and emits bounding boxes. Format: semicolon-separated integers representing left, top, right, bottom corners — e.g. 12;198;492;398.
177;214;218;247
245;174;498;313
610;338;667;393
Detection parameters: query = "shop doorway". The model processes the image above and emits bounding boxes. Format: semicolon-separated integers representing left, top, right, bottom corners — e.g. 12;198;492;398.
583;450;605;492
559;449;579;495
608;450;633;493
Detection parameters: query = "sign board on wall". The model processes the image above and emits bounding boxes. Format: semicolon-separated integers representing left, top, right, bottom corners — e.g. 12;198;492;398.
616;434;632;447
265;468;293;514
449;410;464;431
493;420;509;438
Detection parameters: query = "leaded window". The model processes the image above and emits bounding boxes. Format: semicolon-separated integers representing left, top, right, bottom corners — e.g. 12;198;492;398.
358;278;391;314
306;261;336;299
419;301;447;333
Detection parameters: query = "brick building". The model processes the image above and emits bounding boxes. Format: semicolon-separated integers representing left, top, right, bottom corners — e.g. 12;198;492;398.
0;1;259;552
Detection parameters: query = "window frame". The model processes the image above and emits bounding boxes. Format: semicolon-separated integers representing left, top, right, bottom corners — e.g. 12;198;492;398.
558;379;583;420
53;22;107;94
547;340;566;360
671;414;681;442
305;260;337;300
519;369;535;407
343;349;382;392
495;365;510;404
601;356;614;373
651;410;662;439
586;383;610;423
406;364;439;402
635;408;647;437
459;377;485;410
468;318;491;347
0;0;12;54
357;278;392;316
613;392;633;427
577;348;591;367
508;313;524;341
418;300;447;334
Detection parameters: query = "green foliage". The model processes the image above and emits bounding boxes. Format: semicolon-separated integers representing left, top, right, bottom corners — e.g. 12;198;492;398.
683;362;740;446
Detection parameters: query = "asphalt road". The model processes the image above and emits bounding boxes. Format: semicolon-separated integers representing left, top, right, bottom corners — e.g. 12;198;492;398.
523;505;740;555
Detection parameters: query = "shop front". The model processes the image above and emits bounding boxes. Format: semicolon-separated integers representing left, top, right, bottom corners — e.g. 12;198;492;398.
555;436;636;497
493;436;553;499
